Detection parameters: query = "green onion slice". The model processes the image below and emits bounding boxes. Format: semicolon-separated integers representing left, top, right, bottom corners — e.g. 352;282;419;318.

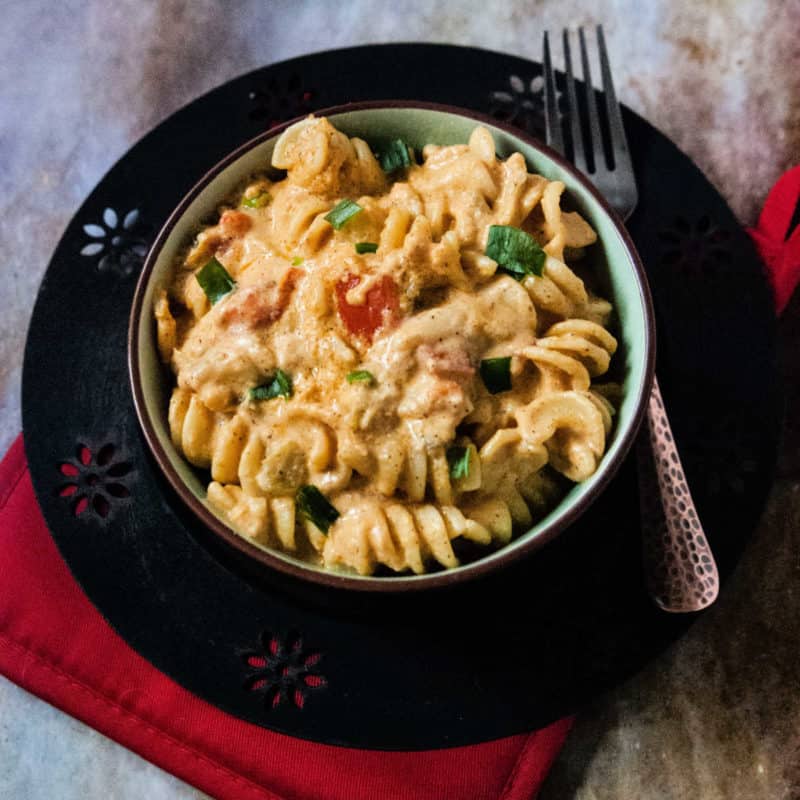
485;225;546;281
324;199;363;230
291;256;304;266
249;369;293;401
346;370;374;384
354;242;378;254
196;257;236;305
479;356;512;394
446;446;471;480
241;191;270;208
378;139;412;173
296;485;340;534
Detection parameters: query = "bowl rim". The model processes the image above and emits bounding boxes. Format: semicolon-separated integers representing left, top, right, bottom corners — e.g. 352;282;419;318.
128;99;656;593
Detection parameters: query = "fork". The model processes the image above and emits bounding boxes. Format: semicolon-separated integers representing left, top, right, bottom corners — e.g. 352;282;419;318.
542;26;720;613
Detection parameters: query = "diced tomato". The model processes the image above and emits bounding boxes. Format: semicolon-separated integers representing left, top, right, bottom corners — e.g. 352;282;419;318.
417;343;475;379
219;209;253;238
335;274;400;342
221;268;302;328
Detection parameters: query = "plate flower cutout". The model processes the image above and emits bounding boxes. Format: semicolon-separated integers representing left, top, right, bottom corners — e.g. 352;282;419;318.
243;630;326;710
80;207;149;276
658;216;732;281
248;73;316;126
57;442;132;519
488;74;546;137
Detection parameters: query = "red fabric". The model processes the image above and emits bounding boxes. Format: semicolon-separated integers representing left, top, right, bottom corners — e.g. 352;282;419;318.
747;165;800;313
0;434;572;800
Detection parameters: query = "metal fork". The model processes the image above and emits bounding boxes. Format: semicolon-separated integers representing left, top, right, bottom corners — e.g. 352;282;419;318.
542;26;719;613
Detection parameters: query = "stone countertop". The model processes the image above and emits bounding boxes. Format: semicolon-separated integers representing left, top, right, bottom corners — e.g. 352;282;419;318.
1;1;799;798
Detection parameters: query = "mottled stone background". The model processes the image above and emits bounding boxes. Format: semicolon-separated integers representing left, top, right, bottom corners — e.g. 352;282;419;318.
1;1;799;798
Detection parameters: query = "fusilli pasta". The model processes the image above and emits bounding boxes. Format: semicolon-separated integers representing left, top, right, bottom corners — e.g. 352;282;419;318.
157;116;620;576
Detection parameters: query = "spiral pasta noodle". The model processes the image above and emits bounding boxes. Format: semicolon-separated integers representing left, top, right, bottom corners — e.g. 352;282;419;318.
312;495;498;576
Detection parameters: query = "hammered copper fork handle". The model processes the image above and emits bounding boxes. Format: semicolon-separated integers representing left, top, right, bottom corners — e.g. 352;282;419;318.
636;377;720;612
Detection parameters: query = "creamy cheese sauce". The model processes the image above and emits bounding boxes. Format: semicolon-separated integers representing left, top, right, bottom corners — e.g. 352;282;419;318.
157;116;618;576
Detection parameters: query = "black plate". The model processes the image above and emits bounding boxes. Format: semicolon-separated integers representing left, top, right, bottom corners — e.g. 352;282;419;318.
22;44;780;750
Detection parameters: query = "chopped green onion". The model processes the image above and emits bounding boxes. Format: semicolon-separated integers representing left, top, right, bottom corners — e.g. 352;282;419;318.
241;191;270;208
378;139;412;173
346;370;374;384
324;199;363;230
296;485;340;534
485;225;546;281
355;242;378;254
291;256;304;266
446;446;471;480
479;356;512;394
249;369;293;401
196;257;236;305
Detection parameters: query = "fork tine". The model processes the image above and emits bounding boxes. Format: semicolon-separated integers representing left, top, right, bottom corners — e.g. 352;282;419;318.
562;30;587;174
596;24;631;163
578;27;605;172
542;31;565;155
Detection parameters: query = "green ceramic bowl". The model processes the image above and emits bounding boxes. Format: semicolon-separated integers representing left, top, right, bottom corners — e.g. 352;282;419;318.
129;101;656;592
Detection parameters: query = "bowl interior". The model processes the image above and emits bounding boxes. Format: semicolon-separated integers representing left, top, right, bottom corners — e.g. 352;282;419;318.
133;105;652;587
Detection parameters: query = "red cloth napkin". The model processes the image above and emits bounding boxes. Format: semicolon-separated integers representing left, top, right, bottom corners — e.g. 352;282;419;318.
747;165;800;314
1;168;798;800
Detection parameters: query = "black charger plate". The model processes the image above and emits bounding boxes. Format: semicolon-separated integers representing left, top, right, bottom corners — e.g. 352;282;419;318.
22;44;780;750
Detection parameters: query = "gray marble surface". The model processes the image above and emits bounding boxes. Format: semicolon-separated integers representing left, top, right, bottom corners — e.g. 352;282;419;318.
2;1;799;798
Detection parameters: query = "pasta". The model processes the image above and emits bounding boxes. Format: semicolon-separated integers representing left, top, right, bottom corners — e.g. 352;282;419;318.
157;116;620;576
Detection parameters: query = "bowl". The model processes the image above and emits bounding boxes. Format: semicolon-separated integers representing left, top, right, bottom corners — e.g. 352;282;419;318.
129;101;656;592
